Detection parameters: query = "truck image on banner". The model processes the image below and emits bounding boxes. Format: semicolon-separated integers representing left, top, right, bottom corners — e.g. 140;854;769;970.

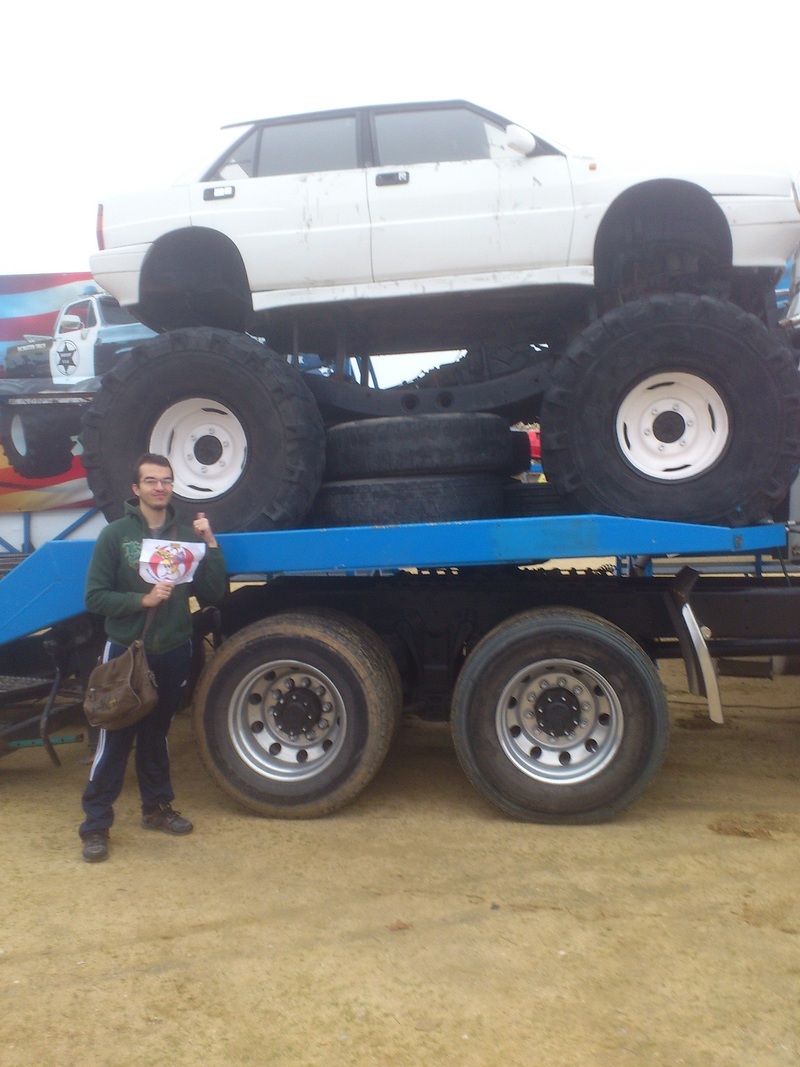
0;273;93;361
0;274;154;496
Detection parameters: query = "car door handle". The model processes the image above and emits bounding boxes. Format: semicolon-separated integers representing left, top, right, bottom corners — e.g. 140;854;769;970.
375;171;410;187
203;185;236;201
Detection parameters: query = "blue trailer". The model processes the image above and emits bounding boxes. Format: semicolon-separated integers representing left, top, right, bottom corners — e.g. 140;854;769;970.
1;509;798;823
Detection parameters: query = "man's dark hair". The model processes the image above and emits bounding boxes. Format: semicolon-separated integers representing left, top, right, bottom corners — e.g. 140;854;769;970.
133;453;174;485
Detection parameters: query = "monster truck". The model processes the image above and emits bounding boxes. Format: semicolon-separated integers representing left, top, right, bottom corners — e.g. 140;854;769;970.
0;291;154;478
88;99;800;532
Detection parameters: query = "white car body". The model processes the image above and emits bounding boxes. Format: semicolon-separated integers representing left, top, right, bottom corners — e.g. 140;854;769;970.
91;100;800;348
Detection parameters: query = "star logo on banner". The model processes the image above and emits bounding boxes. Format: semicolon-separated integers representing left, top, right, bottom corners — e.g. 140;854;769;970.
56;340;79;376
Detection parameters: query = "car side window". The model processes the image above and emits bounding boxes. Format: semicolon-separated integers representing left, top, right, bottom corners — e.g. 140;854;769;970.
210;117;359;181
212;129;259;180
63;301;96;329
374;107;491;166
256;117;358;177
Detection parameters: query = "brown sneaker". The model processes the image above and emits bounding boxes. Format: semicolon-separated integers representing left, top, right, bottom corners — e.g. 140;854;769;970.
82;830;109;863
141;803;193;836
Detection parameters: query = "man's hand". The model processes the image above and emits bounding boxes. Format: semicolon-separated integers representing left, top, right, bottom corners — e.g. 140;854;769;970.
142;581;174;608
193;511;218;548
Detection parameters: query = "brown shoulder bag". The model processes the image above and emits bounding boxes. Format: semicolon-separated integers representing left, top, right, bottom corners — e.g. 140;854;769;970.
84;609;158;730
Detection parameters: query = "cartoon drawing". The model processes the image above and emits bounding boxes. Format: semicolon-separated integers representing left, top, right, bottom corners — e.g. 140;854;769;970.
139;538;205;585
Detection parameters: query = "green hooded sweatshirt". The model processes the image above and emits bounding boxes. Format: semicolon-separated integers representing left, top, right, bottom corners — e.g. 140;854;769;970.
85;501;227;653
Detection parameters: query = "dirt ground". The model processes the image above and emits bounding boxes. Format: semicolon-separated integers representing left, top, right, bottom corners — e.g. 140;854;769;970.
2;658;799;1067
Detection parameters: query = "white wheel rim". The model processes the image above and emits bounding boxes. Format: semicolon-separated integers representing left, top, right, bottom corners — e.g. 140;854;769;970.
148;398;247;501
10;414;27;457
615;371;730;481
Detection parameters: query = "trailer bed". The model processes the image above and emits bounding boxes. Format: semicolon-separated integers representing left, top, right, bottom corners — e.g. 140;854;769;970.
0;513;789;648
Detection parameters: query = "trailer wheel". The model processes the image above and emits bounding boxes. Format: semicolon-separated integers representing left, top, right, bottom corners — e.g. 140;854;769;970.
540;294;800;525
451;608;669;822
325;413;514;479
308;473;504;527
0;406;78;479
192;610;401;817
80;329;324;532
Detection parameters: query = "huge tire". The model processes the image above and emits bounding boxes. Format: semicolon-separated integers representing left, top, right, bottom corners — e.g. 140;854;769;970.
80;329;325;532
192;609;401;817
324;413;515;480
540;294;800;525
0;406;78;479
451;608;669;823
308;473;504;527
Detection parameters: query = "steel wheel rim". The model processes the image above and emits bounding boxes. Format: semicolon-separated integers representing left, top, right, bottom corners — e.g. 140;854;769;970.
615;371;730;481
495;658;624;784
149;397;247;501
228;659;346;781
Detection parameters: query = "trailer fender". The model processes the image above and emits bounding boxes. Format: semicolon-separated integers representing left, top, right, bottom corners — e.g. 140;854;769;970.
664;566;723;724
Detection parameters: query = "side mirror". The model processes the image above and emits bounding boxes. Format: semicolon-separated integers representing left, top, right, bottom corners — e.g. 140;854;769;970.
506;124;537;156
59;315;84;333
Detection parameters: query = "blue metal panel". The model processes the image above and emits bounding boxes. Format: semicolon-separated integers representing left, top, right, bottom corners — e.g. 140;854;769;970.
0;515;788;649
0;540;93;645
219;515;787;576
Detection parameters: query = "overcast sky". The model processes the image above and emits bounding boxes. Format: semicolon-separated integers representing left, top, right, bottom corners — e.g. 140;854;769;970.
2;0;797;275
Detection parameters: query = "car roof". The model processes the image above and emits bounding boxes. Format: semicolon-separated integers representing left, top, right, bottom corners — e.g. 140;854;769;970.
224;99;512;131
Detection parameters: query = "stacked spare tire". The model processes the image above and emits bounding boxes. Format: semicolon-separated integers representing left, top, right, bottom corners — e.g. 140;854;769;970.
308;413;531;527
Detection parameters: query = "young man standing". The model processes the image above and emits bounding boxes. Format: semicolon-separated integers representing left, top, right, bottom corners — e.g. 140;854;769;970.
79;453;227;863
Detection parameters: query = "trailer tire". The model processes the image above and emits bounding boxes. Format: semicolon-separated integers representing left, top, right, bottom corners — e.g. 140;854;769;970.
540;294;800;525
308;473;504;527
192;609;401;817
0;406;78;479
80;329;324;532
451;608;669;822
324;413;514;480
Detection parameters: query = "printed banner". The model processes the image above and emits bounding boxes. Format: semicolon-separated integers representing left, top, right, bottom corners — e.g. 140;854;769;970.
0;450;92;511
0;273;93;361
139;538;206;585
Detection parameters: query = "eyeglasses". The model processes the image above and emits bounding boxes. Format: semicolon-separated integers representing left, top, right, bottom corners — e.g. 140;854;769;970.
139;477;174;487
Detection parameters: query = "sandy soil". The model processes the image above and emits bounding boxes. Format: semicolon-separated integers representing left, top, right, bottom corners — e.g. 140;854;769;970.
2;659;799;1066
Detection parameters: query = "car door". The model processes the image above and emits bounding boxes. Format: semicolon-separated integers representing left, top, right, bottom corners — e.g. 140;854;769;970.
367;104;575;283
50;298;100;383
189;113;371;293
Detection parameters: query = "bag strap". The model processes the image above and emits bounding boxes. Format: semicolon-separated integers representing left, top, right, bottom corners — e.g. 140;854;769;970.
141;606;157;638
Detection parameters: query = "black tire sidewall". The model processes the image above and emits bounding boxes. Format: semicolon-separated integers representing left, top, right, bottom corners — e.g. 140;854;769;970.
310;473;504;526
325;413;513;480
541;296;800;524
0;406;77;479
80;330;324;531
192;611;398;817
452;610;669;822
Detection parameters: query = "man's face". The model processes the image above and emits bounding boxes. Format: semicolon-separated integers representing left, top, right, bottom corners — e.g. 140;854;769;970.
133;463;174;512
